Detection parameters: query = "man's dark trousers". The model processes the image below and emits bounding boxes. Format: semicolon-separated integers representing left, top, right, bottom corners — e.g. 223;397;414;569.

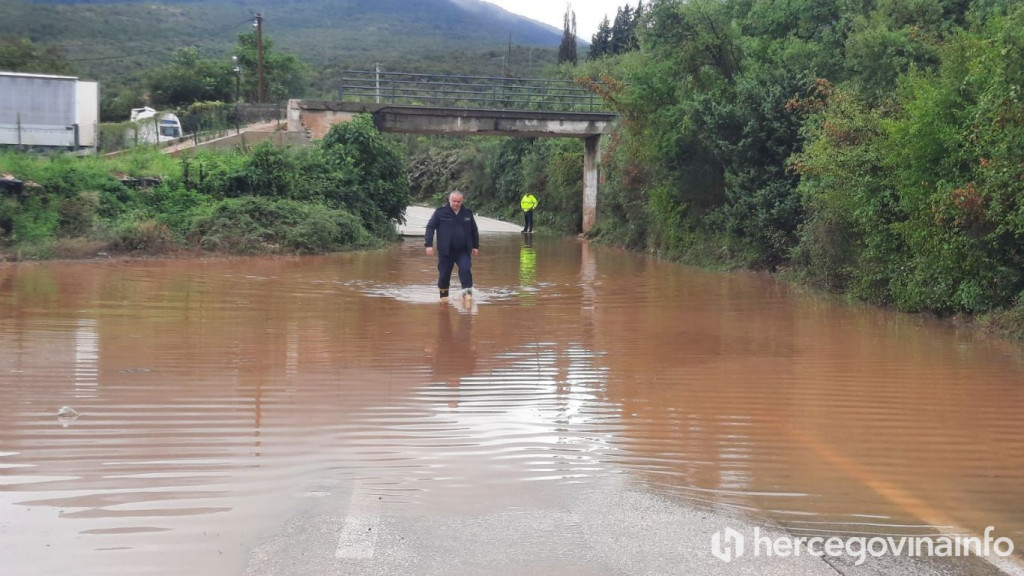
438;249;473;291
524;210;534;233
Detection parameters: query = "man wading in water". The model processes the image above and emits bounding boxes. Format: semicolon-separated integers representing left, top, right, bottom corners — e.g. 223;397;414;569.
425;191;480;299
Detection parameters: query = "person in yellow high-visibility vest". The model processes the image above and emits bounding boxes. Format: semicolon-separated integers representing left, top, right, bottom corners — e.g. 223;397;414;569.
520;192;538;233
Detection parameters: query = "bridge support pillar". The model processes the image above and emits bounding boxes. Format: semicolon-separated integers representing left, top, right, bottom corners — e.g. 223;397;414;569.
583;135;601;234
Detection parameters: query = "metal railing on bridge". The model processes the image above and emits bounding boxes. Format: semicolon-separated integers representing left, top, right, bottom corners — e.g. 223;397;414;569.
337;70;606;113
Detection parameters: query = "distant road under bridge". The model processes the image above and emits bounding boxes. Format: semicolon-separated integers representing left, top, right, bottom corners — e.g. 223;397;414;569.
288;71;617;233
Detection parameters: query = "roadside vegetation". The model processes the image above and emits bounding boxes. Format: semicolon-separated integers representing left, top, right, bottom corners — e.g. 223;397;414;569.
0;115;407;259
581;0;1024;332
405;0;1024;339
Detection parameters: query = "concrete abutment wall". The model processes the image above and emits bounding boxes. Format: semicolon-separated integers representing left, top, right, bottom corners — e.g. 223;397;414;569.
583;136;601;234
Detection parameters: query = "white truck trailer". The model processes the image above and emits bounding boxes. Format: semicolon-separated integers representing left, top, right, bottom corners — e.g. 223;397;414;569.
0;71;99;152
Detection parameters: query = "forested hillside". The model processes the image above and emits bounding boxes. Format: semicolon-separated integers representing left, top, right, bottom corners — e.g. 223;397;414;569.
1;0;563;64
0;0;563;117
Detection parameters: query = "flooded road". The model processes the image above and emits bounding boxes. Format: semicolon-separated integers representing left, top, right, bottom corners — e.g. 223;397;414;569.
1;233;1023;575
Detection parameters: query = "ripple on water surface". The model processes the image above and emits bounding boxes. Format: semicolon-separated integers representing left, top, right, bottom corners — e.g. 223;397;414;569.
1;237;1023;574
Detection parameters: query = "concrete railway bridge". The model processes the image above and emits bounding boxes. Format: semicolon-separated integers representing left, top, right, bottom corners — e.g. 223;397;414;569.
287;70;616;233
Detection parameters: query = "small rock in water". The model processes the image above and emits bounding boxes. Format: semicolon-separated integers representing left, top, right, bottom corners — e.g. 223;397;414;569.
57;406;80;427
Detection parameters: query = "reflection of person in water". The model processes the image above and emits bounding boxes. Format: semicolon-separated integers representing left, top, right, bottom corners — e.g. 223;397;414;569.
518;238;537;306
429;306;478;406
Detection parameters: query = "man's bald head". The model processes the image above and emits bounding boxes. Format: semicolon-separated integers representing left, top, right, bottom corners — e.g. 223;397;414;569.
448;191;464;211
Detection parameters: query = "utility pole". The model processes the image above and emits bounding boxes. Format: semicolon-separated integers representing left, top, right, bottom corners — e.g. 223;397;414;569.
506;33;512;77
255;13;266;103
232;55;241;134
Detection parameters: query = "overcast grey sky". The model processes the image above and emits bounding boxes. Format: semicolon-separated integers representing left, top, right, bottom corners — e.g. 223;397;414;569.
482;1;634;39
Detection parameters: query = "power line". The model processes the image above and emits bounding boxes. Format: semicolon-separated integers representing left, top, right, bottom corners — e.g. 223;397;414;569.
56;17;255;63
64;48;178;63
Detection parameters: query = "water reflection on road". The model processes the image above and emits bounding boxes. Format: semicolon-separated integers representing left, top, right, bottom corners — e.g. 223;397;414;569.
1;234;1023;574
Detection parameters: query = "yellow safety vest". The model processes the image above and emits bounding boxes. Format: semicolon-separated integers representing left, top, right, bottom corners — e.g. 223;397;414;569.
521;194;538;212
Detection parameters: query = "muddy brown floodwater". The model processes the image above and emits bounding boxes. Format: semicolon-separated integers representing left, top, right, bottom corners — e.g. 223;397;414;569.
1;234;1023;575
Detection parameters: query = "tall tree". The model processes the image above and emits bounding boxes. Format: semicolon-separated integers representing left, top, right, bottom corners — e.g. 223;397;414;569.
558;4;578;65
609;5;635;55
589;16;613;59
629;1;644;51
146;48;234;108
233;31;307;103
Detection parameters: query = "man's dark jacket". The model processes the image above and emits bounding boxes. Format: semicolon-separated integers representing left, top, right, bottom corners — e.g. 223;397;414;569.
425;204;480;256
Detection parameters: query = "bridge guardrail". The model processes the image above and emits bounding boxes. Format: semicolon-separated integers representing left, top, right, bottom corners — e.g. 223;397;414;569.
338;70;607;113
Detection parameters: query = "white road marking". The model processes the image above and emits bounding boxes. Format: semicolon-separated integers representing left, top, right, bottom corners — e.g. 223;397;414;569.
334;480;381;560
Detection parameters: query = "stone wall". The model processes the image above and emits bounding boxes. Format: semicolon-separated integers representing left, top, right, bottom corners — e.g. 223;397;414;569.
288;99;357;140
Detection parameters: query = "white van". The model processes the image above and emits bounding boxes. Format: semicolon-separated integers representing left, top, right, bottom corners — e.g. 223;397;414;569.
128;107;185;143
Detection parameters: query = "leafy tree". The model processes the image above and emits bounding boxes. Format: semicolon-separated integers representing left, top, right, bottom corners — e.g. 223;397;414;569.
875;0;972;32
0;38;73;75
558;5;578;65
641;0;742;85
232;31;308;103
101;85;145;121
843;20;940;103
790;84;900;297
146;48;234;108
319;114;409;229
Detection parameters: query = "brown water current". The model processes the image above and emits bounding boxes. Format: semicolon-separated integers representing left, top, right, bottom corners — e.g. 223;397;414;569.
1;234;1023;574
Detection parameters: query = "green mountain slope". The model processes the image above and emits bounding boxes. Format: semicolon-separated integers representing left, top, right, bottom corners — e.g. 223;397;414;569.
1;0;565;91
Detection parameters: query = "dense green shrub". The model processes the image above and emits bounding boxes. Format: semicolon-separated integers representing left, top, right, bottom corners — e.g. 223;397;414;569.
4;194;59;245
179;151;241;198
112;220;175;253
178;101;233;137
320;114;409;225
1;118;408;258
57;191;100;238
406;148;465;202
98;122;137;153
792;7;1024;313
188;197;374;254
